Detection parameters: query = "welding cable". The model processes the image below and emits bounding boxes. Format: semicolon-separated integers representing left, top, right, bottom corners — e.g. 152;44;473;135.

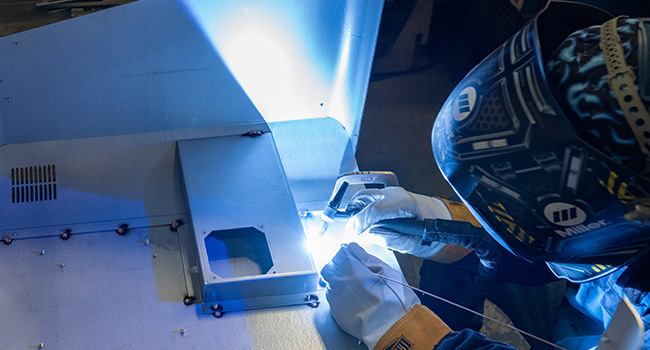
374;272;569;350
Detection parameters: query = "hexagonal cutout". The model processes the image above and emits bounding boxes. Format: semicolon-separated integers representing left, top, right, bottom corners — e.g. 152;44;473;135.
204;227;273;278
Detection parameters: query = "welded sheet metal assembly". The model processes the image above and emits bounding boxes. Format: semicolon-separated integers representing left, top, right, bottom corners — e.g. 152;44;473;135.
0;0;387;348
177;134;319;313
0;121;380;350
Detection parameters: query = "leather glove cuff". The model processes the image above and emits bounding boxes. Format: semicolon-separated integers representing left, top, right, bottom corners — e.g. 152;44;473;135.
374;304;452;350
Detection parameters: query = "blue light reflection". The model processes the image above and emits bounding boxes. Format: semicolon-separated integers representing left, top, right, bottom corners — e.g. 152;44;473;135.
178;0;381;136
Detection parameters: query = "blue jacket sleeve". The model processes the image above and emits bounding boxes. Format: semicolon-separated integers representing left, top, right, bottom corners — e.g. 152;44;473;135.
434;329;518;350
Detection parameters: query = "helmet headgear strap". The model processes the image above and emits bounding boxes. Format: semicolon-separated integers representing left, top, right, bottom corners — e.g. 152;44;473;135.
600;17;650;175
638;18;650;101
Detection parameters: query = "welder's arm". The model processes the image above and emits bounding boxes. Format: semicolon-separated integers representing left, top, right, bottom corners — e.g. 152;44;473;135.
346;187;478;262
321;243;517;350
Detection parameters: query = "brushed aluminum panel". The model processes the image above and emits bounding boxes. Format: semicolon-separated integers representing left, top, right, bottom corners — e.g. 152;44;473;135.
0;224;363;349
177;133;319;312
0;0;383;150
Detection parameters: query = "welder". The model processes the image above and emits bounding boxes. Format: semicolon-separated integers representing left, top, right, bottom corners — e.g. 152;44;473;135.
321;2;650;349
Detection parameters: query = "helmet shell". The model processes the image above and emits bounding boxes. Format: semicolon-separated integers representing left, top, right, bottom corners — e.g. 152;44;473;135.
432;7;650;282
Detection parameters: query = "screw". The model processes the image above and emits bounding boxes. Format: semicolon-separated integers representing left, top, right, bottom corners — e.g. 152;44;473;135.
56;263;65;269
60;229;71;240
31;249;45;255
242;130;264;137
6;97;12;101
116;224;129;235
137;239;149;245
170;220;184;232
38;341;44;348
12;41;20;46
180;327;186;335
151;253;158;259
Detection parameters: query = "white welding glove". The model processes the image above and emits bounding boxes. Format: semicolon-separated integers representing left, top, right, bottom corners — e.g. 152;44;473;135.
346;186;453;259
321;242;420;349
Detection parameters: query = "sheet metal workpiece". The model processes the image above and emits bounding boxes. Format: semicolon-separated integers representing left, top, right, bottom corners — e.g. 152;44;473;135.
177;133;320;314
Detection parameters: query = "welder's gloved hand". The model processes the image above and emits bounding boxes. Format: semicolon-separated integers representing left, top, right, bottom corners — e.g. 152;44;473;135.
346;186;474;261
321;242;452;349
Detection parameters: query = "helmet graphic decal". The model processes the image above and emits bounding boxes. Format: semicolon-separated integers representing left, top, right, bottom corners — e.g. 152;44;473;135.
453;86;478;121
543;202;587;226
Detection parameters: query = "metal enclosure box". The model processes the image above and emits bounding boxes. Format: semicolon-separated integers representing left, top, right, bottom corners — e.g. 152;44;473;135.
177;134;319;312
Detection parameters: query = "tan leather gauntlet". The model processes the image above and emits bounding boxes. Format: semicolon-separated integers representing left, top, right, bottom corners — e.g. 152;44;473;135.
375;304;452;350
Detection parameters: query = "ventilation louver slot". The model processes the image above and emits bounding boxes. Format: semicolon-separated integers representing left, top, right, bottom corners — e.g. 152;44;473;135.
11;165;57;203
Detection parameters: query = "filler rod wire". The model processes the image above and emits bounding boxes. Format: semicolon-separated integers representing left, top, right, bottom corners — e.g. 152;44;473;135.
374;273;568;350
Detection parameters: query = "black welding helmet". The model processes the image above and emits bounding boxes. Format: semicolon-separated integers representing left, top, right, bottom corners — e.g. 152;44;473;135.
432;2;650;282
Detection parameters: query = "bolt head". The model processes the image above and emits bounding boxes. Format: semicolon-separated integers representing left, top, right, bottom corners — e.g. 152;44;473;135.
170;220;184;231
60;230;71;240
116;224;129;235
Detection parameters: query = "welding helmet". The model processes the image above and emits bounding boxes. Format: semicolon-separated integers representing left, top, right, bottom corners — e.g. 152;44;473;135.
432;2;650;282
